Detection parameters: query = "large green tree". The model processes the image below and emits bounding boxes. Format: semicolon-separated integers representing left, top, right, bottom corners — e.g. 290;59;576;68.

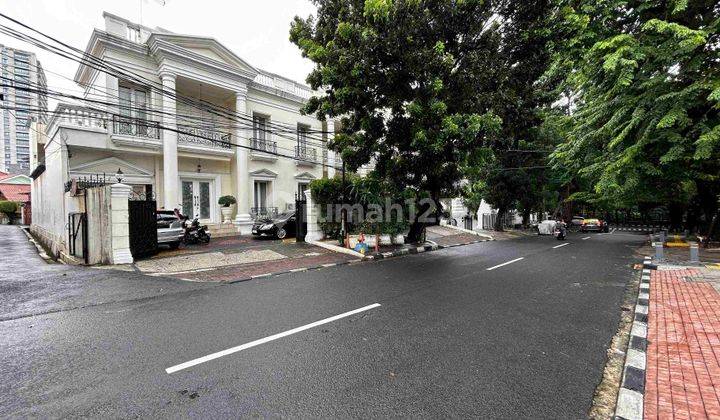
550;0;720;231
290;0;502;241
461;0;561;230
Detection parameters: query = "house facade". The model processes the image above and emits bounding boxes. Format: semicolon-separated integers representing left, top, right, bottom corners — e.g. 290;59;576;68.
32;12;339;254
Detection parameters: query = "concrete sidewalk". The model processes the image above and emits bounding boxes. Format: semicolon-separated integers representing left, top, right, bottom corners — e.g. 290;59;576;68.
644;266;720;418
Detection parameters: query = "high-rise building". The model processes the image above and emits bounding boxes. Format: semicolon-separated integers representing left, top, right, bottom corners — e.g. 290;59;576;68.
0;45;47;174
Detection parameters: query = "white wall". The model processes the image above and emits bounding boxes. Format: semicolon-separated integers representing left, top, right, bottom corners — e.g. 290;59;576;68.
30;133;69;257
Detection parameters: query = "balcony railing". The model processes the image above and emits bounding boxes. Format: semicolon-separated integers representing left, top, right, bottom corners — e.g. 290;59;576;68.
251;207;279;220
112;115;160;139
295;145;317;163
48;103;108;135
251;138;277;154
177;125;232;149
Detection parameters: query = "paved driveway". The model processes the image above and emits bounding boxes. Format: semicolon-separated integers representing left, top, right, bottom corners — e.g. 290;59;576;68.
137;235;359;282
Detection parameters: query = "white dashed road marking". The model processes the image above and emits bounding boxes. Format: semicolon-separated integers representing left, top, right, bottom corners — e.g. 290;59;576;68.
552;243;570;249
486;257;524;271
166;303;382;374
582;236;591;240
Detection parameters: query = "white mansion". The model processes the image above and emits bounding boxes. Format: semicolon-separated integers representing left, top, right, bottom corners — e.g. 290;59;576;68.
32;12;339;246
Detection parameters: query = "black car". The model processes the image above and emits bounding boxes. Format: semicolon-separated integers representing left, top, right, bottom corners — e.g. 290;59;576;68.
251;211;297;239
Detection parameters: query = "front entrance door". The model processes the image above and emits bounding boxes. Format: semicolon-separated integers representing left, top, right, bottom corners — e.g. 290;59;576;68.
181;179;213;222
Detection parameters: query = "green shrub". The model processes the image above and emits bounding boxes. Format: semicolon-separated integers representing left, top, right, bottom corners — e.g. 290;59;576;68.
0;200;17;215
0;201;18;224
309;175;411;238
217;195;237;207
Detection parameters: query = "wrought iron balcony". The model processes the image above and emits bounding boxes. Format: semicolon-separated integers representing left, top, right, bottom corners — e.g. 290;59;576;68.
251;138;277;154
251;207;279;220
177;125;232;149
295;145;317;163
111;116;160;139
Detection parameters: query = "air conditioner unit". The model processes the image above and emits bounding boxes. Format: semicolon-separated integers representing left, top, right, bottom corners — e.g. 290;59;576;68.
286;202;296;211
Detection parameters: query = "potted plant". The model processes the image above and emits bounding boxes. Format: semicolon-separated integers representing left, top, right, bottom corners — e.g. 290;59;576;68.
218;195;236;224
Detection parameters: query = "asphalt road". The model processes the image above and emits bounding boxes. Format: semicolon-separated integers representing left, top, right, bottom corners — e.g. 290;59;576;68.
1;228;646;418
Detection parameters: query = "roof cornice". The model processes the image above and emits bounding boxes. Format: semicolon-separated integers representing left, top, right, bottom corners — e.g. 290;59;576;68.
74;29;149;87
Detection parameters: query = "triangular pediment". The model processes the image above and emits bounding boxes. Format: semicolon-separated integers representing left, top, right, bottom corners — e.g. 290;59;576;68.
294;172;317;181
249;168;277;178
153;34;258;76
70;157;153;177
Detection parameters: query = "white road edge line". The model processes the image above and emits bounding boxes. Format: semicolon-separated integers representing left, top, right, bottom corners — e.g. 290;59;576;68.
553;242;570;249
582;236;591;240
165;303;382;374
486;257;524;271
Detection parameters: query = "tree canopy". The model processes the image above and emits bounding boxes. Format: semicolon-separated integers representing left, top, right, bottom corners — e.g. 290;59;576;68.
290;0;503;238
550;0;720;228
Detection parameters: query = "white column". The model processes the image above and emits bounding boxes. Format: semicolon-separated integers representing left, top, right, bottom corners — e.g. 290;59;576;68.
326;118;336;178
304;189;324;241
234;88;253;233
110;183;133;264
160;72;179;210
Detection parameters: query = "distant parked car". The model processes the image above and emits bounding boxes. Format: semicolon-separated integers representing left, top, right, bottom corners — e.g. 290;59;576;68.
580;218;606;233
252;211;297;239
156;210;184;249
570;216;585;229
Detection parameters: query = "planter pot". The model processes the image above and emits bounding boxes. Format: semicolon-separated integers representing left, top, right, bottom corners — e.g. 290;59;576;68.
221;206;234;224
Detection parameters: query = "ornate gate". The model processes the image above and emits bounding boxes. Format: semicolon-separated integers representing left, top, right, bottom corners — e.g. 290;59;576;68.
295;192;307;242
128;193;158;258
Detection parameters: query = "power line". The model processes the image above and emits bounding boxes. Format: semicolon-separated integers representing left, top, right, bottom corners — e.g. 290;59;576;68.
0;15;335;139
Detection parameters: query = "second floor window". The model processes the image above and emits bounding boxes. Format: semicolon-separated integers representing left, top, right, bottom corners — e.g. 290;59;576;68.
253;115;267;141
119;85;148;120
297;123;309;148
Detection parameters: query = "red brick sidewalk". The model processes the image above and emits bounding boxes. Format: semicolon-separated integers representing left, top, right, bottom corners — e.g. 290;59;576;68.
645;268;720;419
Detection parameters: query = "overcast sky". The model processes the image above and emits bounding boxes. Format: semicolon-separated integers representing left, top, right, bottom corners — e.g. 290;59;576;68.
0;0;318;107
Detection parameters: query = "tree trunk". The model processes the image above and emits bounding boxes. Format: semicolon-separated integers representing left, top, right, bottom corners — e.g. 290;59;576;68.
494;207;506;231
522;209;531;228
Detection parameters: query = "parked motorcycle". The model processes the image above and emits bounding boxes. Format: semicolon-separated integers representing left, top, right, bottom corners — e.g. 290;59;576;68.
182;217;211;245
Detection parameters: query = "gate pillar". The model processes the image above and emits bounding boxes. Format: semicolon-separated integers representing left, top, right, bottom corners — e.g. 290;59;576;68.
304;189;324;242
110;183;134;264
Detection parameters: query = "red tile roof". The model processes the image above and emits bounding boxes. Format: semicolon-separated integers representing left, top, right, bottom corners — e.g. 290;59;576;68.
0;183;30;202
0;171;9;181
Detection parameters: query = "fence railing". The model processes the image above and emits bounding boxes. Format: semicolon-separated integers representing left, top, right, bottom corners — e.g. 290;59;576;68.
112;115;160;139
177;125;231;149
251;138;277;154
295;145;317;163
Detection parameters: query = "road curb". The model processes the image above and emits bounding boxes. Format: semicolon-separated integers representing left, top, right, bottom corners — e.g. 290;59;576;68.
615;256;653;420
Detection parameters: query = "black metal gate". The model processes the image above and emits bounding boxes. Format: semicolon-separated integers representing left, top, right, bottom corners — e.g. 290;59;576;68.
295;193;307;242
463;214;473;230
68;212;88;264
128;196;158;259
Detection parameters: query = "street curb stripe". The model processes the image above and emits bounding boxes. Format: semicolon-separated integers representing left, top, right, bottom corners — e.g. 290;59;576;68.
165;303;382;374
361;238;488;262
486;257;524;271
615;256;654;420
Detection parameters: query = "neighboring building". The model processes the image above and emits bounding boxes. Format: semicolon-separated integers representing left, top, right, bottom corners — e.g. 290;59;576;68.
1;45;47;174
0;171;31;224
32;12;340;256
